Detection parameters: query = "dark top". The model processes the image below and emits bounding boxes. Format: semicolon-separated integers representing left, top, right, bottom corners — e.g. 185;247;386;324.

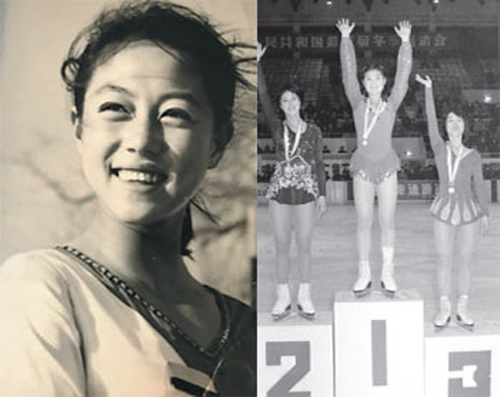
258;63;326;203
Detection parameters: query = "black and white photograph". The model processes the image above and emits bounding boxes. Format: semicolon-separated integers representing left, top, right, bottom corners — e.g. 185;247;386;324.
257;0;500;395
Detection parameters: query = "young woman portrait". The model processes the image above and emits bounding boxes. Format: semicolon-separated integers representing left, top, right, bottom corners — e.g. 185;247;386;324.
0;1;256;395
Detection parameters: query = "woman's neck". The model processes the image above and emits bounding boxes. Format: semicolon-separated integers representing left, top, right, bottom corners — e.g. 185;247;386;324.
449;137;464;154
285;114;303;130
71;205;189;287
368;94;382;108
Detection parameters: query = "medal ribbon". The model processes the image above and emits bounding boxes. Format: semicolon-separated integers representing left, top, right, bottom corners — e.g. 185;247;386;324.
446;143;465;190
362;100;386;144
283;121;304;162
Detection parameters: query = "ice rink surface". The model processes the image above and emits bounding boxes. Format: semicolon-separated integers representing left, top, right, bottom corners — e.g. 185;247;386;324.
257;202;500;334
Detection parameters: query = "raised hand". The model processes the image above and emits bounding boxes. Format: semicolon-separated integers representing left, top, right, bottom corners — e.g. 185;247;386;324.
257;42;267;63
335;18;355;38
415;74;432;88
394;20;412;42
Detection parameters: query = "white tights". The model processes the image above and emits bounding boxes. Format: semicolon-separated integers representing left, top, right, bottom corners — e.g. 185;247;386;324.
269;200;316;284
353;173;398;263
433;219;480;298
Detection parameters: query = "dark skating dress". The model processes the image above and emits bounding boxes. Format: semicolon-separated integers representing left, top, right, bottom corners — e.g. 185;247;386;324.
258;64;326;204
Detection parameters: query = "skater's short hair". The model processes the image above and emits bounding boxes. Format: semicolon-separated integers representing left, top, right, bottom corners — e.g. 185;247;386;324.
61;0;252;156
276;82;305;119
362;63;388;79
360;64;390;99
444;109;469;140
278;83;304;104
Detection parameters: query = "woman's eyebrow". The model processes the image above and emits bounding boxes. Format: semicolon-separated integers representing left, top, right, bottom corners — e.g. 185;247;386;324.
157;92;202;109
89;85;202;109
89;84;135;98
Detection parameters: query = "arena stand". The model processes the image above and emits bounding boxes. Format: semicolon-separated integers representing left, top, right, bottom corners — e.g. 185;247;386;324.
258;3;499;202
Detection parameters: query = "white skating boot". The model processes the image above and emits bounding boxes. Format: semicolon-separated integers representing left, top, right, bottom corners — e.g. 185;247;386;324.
297;283;315;320
433;296;451;329
271;284;292;321
353;261;372;297
456;295;475;329
381;247;397;297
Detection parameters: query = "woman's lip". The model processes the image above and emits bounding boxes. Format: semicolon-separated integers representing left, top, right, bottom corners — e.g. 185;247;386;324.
111;167;168;185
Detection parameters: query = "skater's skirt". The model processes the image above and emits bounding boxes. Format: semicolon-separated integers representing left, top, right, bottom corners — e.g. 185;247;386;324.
350;149;401;184
430;193;485;226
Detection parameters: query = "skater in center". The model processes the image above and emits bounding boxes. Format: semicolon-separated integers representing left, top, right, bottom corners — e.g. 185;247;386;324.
336;19;413;297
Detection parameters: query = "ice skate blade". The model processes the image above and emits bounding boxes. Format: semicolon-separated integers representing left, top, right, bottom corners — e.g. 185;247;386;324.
272;304;292;321
456;314;475;331
297;304;315;321
380;281;396;298
353;281;372;298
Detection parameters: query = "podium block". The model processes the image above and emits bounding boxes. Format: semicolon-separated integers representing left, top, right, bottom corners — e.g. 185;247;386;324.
425;329;500;397
334;291;424;397
258;312;334;397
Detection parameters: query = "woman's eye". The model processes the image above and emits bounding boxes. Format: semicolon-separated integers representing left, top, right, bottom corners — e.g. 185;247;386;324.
160;108;193;124
98;102;128;113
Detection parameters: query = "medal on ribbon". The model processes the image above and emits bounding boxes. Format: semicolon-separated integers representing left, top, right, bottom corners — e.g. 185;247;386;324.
283;120;305;173
362;100;386;147
446;143;465;196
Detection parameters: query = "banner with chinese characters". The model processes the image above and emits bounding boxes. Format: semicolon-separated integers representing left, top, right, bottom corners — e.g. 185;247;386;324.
398;180;439;200
259;29;456;52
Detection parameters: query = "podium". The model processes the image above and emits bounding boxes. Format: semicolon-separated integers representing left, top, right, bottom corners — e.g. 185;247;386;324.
258;312;334;397
333;290;425;397
425;326;500;397
257;291;500;396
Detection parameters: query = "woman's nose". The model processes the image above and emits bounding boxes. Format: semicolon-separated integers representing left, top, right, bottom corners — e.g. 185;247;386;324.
124;116;168;156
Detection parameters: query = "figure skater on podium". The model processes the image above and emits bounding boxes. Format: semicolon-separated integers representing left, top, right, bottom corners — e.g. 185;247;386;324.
416;74;489;329
257;43;327;320
336;19;413;297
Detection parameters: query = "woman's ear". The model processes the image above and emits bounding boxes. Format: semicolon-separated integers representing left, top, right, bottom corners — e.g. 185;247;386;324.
71;106;83;139
71;107;84;155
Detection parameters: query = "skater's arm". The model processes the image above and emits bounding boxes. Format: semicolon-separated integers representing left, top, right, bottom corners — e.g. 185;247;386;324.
314;126;327;198
257;43;280;141
336;19;363;107
424;86;444;152
472;153;489;217
416;74;444;153
314;126;327;217
389;21;413;109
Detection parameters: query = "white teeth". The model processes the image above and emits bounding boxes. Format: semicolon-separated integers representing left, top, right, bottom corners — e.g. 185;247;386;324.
116;169;164;184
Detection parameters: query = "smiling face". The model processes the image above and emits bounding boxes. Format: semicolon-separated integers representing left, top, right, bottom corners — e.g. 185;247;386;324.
445;112;465;141
363;69;387;98
75;41;216;226
279;90;302;117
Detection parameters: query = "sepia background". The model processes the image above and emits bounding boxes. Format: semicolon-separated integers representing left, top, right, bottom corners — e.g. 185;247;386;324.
0;0;257;304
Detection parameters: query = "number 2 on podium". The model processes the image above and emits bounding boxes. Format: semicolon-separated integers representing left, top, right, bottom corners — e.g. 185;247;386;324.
266;341;311;397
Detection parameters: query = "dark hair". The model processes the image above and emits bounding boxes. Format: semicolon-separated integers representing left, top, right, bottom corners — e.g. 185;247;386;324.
444;109;469;142
360;63;390;99
61;0;252;255
276;82;305;120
